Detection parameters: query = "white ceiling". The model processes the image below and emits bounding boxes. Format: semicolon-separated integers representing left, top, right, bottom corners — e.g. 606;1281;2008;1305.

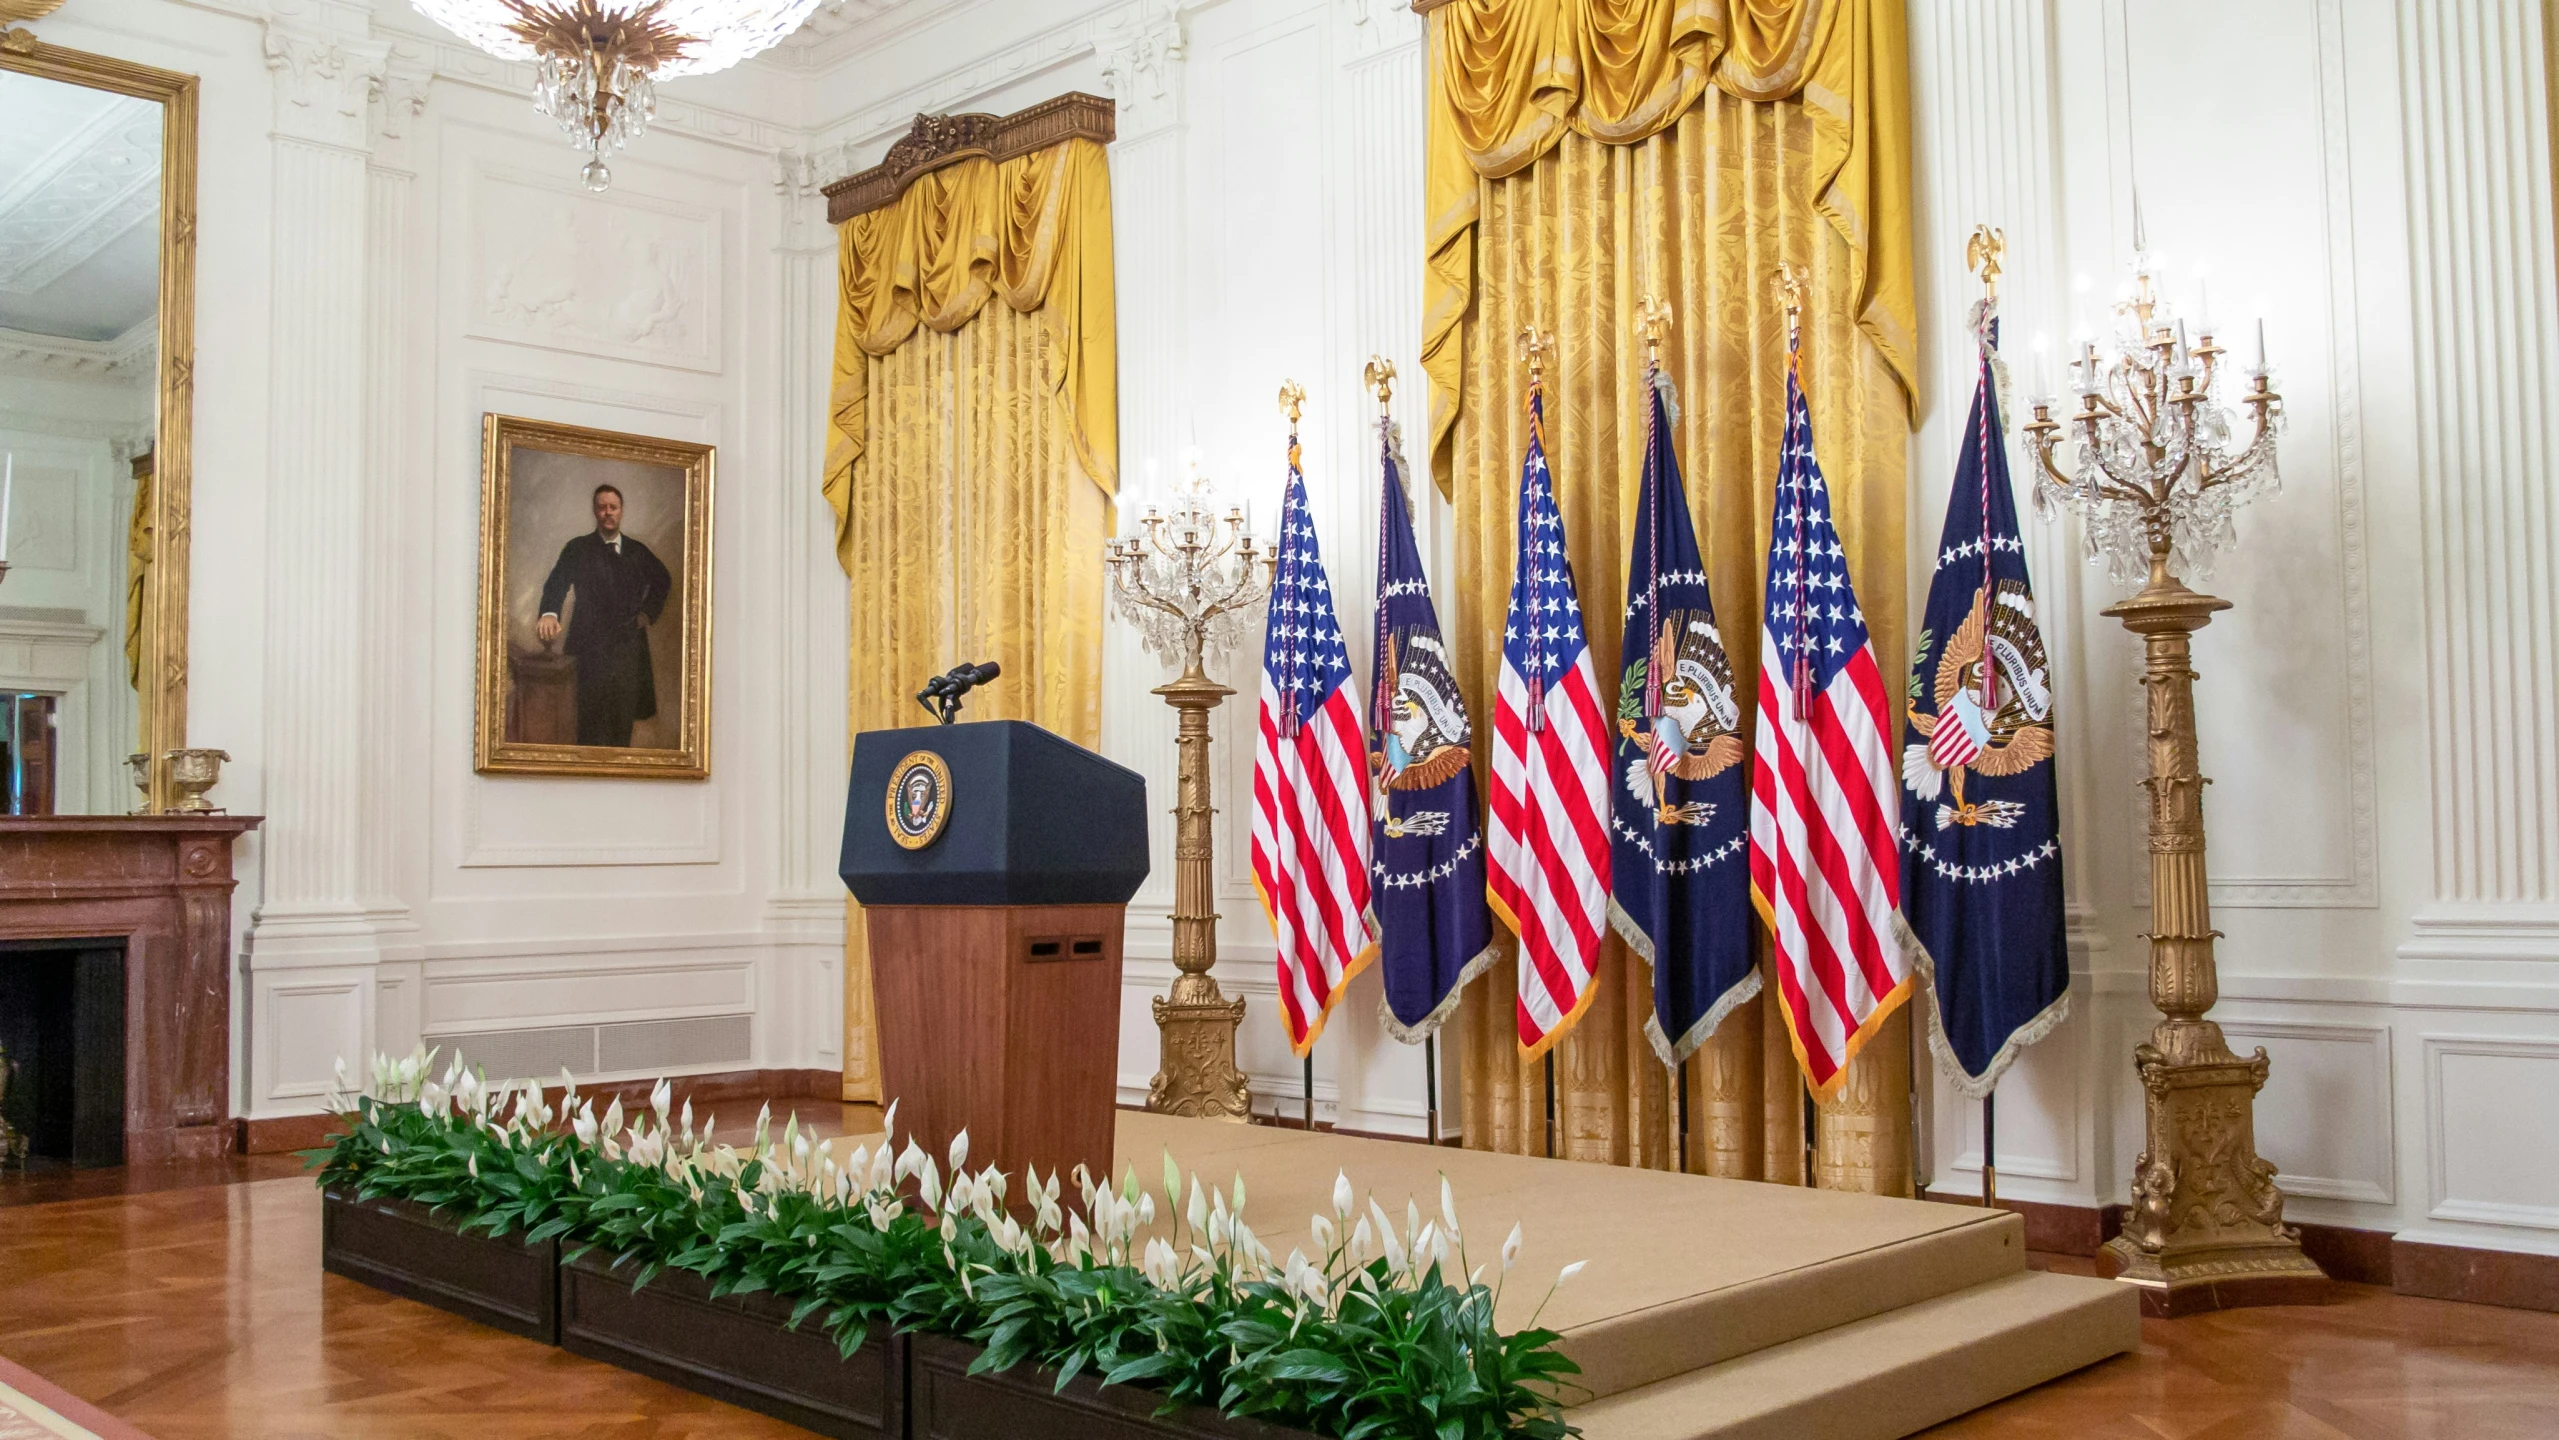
0;70;162;343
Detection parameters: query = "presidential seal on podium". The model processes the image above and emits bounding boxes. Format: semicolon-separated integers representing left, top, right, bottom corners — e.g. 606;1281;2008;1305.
886;749;953;850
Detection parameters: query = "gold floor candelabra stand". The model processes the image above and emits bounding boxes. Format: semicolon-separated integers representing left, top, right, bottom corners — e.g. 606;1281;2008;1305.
1106;449;1274;1122
2024;246;2327;1316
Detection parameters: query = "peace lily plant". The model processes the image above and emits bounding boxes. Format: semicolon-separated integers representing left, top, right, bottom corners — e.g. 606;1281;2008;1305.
315;1048;1584;1439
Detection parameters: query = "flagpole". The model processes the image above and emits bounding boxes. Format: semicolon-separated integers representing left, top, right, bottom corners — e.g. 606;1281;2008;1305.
1544;1052;1557;1159
1983;1086;1999;1209
1969;226;2006;1216
1425;1034;1440;1144
1676;1059;1690;1174
1304;1055;1317;1131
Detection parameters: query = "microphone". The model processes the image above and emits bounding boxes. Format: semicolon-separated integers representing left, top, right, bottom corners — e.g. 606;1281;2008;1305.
916;661;1002;723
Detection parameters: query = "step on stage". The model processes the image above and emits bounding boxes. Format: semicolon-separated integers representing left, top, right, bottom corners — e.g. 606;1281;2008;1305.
1121;1112;2138;1440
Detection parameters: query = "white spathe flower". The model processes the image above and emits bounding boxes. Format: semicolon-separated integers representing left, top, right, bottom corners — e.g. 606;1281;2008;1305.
1232;1174;1246;1215
1163;1151;1183;1213
1137;1192;1156;1228
1502;1223;1523;1272
1350;1215;1374;1262
1208;1208;1231;1250
466;1152;479;1178
1413;1220;1438;1277
880;1098;899;1139
1440;1176;1461;1242
1186;1177;1209;1234
895;1139;926;1186
601;1097;624;1138
1143;1236;1181;1289
650;1077;672;1122
572;1109;599;1148
948;1129;969;1175
1381;1226;1409;1278
1310;1213;1336;1256
1332;1170;1355;1220
1557;1259;1587;1289
918;1158;943;1212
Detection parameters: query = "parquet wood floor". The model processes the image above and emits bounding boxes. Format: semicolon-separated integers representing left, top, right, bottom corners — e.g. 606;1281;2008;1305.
2;1098;2551;1439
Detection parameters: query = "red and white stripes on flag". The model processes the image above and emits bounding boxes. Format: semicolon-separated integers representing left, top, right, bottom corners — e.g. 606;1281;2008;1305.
1747;362;1912;1098
1251;438;1375;1057
1487;391;1613;1059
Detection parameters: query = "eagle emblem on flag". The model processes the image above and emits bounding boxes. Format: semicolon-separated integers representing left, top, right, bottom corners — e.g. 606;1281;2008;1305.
1902;577;2055;832
1618;609;1745;821
1376;630;1470;836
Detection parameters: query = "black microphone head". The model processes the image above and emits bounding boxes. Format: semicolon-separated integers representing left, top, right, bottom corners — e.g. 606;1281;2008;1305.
966;660;1002;685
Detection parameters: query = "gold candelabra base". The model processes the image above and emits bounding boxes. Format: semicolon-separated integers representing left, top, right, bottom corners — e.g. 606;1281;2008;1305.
1144;669;1251;1122
2092;565;2326;1317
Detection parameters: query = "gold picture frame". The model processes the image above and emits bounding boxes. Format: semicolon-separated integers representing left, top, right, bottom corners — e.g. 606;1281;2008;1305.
1;31;198;811
474;415;713;779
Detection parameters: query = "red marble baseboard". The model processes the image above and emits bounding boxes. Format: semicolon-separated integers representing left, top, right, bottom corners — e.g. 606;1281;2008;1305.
1918;1187;2557;1312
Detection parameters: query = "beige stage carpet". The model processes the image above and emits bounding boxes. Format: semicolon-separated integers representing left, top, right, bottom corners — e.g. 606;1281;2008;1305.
1116;1112;2139;1440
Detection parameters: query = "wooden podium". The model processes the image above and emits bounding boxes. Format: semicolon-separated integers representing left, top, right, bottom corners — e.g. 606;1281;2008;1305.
840;721;1148;1191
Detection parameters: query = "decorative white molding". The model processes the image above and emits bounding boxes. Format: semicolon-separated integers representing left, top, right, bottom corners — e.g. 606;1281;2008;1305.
0;322;155;378
465;165;722;372
2399;0;2559;911
2423;1033;2559;1229
1096;2;1183;140
2400;909;2559;964
2216;1018;2395;1205
263;22;391;152
0;90;161;298
1337;0;1423;59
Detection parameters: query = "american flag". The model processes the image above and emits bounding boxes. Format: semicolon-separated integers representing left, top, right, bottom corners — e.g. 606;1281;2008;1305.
1252;433;1375;1057
1488;389;1612;1060
1747;361;1911;1098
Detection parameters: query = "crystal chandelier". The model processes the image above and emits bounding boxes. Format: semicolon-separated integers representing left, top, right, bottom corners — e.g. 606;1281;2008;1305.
411;0;824;190
2021;246;2283;586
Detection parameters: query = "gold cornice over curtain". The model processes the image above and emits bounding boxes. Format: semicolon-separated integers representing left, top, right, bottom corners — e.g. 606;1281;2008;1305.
1430;2;1916;1194
823;133;1116;1102
1423;0;1915;491
824;136;1117;562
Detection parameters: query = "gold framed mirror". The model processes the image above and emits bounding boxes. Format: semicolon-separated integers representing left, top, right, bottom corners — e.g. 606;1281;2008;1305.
0;28;195;813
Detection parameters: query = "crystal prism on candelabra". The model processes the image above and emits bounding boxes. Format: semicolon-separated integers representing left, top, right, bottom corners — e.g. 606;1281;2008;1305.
1105;465;1272;1121
2023;245;2284;586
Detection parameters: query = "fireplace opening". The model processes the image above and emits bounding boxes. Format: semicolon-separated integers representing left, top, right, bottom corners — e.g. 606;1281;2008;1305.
0;938;127;1168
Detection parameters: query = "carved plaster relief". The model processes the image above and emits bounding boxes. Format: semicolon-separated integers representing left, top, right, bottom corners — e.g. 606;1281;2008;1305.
0;93;159;300
467;168;722;373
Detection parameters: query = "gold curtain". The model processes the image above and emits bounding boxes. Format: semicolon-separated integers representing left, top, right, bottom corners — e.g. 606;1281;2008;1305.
125;450;153;691
824;137;1116;1100
1432;1;1918;1193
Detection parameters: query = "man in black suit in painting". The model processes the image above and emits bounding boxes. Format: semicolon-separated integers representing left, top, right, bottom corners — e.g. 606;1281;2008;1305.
533;484;673;747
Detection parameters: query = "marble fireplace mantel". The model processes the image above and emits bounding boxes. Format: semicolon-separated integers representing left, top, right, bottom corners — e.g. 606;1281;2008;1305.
0;816;261;1163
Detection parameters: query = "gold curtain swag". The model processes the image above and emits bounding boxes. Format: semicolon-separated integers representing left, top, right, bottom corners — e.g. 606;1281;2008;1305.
1423;0;1915;491
824;135;1118;563
1430;4;1918;1195
823;128;1117;1101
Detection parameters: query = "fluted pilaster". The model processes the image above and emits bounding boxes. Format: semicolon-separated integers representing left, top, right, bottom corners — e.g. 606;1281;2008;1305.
2397;0;2559;956
254;18;388;951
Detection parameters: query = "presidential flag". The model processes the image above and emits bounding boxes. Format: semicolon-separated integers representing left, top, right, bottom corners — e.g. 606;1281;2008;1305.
1252;429;1375;1057
1368;416;1495;1042
1611;369;1757;1066
1747;355;1911;1098
1901;313;2069;1095
1488;385;1612;1060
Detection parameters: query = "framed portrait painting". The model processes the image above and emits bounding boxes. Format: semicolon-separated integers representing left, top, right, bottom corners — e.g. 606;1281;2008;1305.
474;415;714;779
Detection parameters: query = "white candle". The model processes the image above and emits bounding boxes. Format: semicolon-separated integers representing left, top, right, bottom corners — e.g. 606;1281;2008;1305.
2254;318;2268;371
2195;279;2213;335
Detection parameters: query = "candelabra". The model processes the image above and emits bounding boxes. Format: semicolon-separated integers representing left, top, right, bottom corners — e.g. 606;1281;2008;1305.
2023;247;2326;1315
1105;432;1275;1122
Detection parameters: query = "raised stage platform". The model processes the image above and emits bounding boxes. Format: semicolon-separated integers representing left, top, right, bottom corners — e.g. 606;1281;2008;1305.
1118;1112;2139;1440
